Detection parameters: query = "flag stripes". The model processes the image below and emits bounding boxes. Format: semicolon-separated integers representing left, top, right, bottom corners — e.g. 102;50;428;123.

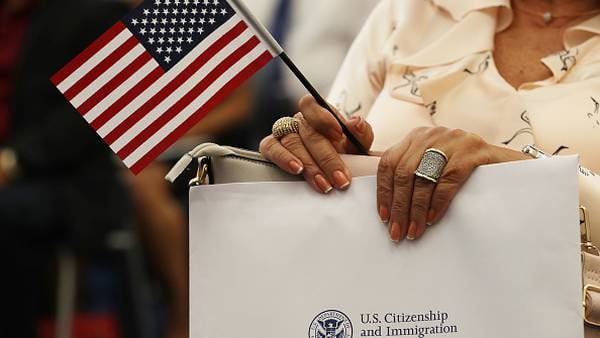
116;35;263;160
89;66;164;130
52;12;274;174
77;52;154;116
51;22;129;86
129;51;272;174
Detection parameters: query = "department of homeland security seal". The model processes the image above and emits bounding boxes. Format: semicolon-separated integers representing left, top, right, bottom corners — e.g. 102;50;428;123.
308;310;353;338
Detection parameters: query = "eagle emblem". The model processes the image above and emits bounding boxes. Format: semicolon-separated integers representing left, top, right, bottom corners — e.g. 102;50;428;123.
309;310;353;338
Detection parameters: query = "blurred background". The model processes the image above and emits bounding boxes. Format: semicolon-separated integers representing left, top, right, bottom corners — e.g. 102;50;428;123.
0;0;377;337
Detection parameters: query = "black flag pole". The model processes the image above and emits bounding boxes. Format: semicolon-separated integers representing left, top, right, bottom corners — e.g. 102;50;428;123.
278;53;369;155
228;0;370;156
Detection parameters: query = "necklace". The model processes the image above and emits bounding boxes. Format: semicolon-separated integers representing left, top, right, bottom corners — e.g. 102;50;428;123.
513;4;600;24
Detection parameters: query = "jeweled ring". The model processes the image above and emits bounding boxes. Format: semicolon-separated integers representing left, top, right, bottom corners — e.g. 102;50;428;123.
272;117;300;139
414;148;449;184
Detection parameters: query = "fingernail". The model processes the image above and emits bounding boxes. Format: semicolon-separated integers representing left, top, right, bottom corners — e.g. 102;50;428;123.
427;209;436;225
390;222;401;242
407;221;417;240
289;160;304;175
332;170;350;189
379;206;390;223
315;174;333;194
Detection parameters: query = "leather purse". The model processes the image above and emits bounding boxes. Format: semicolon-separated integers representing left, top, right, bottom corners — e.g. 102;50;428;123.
167;143;600;335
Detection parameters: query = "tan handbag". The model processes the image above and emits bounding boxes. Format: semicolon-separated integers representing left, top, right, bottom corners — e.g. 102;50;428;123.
168;143;600;336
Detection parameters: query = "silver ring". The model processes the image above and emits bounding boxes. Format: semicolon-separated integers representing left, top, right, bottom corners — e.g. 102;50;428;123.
414;148;448;184
272;117;300;139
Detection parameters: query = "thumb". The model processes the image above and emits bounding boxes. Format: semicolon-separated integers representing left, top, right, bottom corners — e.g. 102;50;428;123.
344;116;374;154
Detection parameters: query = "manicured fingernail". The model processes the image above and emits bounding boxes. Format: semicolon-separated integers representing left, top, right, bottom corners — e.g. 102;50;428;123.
390;222;402;242
289;160;304;175
315;174;333;194
332;170;350;189
426;209;436;225
379;206;390;223
407;221;417;240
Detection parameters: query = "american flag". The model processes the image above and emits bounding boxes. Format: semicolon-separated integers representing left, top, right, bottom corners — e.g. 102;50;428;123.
51;0;281;174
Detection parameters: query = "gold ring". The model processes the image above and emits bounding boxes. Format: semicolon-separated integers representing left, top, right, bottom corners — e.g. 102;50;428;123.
414;148;448;184
272;117;300;139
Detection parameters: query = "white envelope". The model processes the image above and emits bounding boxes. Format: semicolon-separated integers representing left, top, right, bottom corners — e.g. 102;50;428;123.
189;156;583;338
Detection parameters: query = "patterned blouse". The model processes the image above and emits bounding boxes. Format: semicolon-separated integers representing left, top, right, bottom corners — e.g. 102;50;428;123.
327;0;600;240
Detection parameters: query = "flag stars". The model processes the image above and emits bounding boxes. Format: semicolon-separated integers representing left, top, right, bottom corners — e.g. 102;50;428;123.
129;0;235;68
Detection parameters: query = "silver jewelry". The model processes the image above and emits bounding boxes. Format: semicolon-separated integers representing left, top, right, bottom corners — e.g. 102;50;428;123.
415;148;448;184
272;117;300;139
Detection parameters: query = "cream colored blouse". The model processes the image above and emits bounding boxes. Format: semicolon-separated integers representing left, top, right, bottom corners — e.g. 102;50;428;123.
328;0;600;240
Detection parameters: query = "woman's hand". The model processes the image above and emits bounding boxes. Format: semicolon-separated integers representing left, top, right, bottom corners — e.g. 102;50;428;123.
378;126;529;242
260;95;374;194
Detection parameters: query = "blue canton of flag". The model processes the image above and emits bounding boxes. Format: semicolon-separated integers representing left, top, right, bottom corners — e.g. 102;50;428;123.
124;0;236;70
